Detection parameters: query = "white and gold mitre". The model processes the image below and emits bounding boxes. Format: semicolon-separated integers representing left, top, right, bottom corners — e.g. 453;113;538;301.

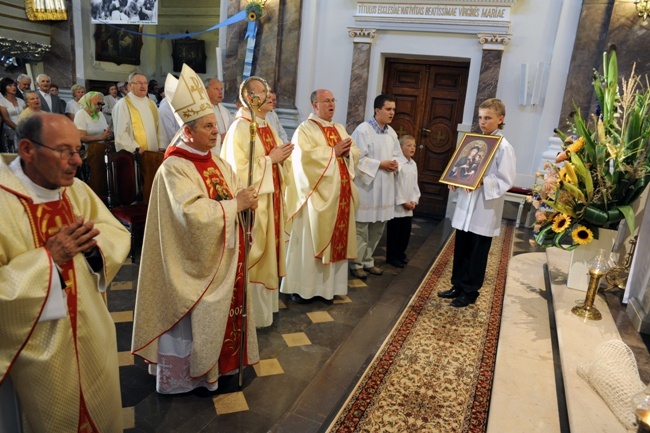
165;63;212;124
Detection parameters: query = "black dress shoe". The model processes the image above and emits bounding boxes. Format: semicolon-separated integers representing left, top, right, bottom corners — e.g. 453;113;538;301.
450;292;479;308
387;258;405;268
437;287;462;299
291;293;313;304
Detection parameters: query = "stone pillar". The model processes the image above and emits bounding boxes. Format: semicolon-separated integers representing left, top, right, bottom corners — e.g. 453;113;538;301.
345;27;376;134
471;33;511;131
224;0;302;109
42;0;75;87
558;0;615;132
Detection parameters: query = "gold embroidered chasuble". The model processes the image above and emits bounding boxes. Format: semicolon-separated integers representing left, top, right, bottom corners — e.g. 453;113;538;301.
0;156;130;433
286;113;360;264
221;109;290;289
132;149;259;382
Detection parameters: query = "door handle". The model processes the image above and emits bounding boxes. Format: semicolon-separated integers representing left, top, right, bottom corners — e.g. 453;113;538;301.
422;128;431;133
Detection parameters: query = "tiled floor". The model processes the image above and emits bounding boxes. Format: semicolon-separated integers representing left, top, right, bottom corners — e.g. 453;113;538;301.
110;219;649;432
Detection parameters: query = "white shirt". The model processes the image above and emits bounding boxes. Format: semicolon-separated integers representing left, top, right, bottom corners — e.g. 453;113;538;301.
213;103;234;138
0;95;25;130
351;120;402;223
394;156;420;218
74;110;109;138
39;90;53;112
451;130;516;237
158;97;180;146
66;99;80;116
266;110;289;143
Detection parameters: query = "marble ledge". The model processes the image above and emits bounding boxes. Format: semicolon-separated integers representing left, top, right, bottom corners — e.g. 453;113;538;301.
546;248;626;433
488;251;628;433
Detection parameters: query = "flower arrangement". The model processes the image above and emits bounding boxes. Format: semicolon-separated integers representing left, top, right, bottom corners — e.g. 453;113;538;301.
531;48;650;249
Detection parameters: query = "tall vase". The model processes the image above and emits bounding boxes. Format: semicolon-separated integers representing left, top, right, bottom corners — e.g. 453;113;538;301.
567;228;618;291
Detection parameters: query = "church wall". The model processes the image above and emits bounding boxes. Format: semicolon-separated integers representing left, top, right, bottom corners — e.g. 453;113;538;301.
75;0;221;88
294;0;581;188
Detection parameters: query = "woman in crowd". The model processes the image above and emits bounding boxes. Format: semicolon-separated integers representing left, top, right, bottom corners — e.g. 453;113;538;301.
74;91;113;143
103;83;119;128
17;90;41;122
0;77;26;152
66;83;86;120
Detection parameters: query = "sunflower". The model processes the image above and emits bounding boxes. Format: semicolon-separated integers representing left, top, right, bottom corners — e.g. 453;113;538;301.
571;225;594;245
552;213;571;233
566;136;585;154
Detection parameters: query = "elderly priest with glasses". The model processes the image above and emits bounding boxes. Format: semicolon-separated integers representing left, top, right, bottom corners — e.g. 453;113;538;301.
0;112;131;432
131;64;260;394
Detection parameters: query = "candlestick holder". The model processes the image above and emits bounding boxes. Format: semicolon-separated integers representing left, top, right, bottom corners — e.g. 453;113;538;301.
572;248;610;321
633;385;650;432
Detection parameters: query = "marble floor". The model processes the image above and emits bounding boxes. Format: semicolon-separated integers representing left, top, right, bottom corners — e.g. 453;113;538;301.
109;218;650;432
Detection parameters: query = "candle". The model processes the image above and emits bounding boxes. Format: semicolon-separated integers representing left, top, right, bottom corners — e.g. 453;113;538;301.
637;409;650;433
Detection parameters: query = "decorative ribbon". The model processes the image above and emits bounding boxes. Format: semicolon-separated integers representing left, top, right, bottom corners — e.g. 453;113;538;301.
97;10;247;40
242;20;258;80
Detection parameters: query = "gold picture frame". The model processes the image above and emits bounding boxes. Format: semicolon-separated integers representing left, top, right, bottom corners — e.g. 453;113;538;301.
439;133;503;190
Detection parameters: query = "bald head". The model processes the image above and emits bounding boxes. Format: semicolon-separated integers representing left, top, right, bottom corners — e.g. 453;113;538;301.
311;89;336;121
205;78;224;105
17;113;83;189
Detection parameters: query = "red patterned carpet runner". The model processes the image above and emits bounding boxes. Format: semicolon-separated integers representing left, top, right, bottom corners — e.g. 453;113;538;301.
327;222;514;433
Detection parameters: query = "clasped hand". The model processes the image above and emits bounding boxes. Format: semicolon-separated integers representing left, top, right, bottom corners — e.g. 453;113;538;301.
379;160;398;172
269;142;294;164
45;216;100;266
334;138;352;157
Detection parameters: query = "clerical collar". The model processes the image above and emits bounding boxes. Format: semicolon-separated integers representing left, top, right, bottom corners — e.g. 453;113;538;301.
177;141;209;156
9;157;62;203
369;117;388;134
128;92;147;101
235;107;267;126
309;113;335;126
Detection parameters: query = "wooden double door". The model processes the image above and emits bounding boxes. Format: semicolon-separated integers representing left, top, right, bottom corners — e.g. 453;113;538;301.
382;58;469;218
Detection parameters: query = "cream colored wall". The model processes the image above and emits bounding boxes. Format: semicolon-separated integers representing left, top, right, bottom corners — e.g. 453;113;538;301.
79;0;221;86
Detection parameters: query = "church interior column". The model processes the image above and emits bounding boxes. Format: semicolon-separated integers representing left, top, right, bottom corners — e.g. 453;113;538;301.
345;27;376;134
471;33;511;131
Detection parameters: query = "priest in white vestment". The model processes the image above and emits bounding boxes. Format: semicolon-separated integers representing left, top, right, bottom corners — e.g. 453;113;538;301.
132;65;260;394
280;89;360;303
112;71;167;153
205;77;234;155
0;113;130;432
221;80;293;327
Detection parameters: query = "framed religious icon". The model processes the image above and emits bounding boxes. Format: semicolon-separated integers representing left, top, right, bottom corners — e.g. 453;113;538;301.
171;39;206;73
439;133;503;190
94;25;143;66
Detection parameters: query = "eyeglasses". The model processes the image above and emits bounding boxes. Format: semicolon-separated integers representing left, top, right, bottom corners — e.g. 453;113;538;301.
131;81;147;86
318;98;336;104
30;139;85;160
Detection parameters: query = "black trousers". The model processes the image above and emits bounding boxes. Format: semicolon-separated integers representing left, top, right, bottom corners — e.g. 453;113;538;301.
451;229;493;294
386;216;412;261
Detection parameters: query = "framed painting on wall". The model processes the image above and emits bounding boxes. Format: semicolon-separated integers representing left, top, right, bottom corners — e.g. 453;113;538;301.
171;39;206;74
94;25;143;66
439;133;503;190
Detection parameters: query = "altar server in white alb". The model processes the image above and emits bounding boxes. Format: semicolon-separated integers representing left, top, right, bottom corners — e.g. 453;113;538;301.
349;94;402;280
386;134;420;268
438;98;516;308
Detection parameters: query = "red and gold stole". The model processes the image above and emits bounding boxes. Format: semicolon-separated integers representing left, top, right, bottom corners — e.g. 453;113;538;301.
257;125;282;266
164;146;249;373
18;193;97;433
309;120;352;263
